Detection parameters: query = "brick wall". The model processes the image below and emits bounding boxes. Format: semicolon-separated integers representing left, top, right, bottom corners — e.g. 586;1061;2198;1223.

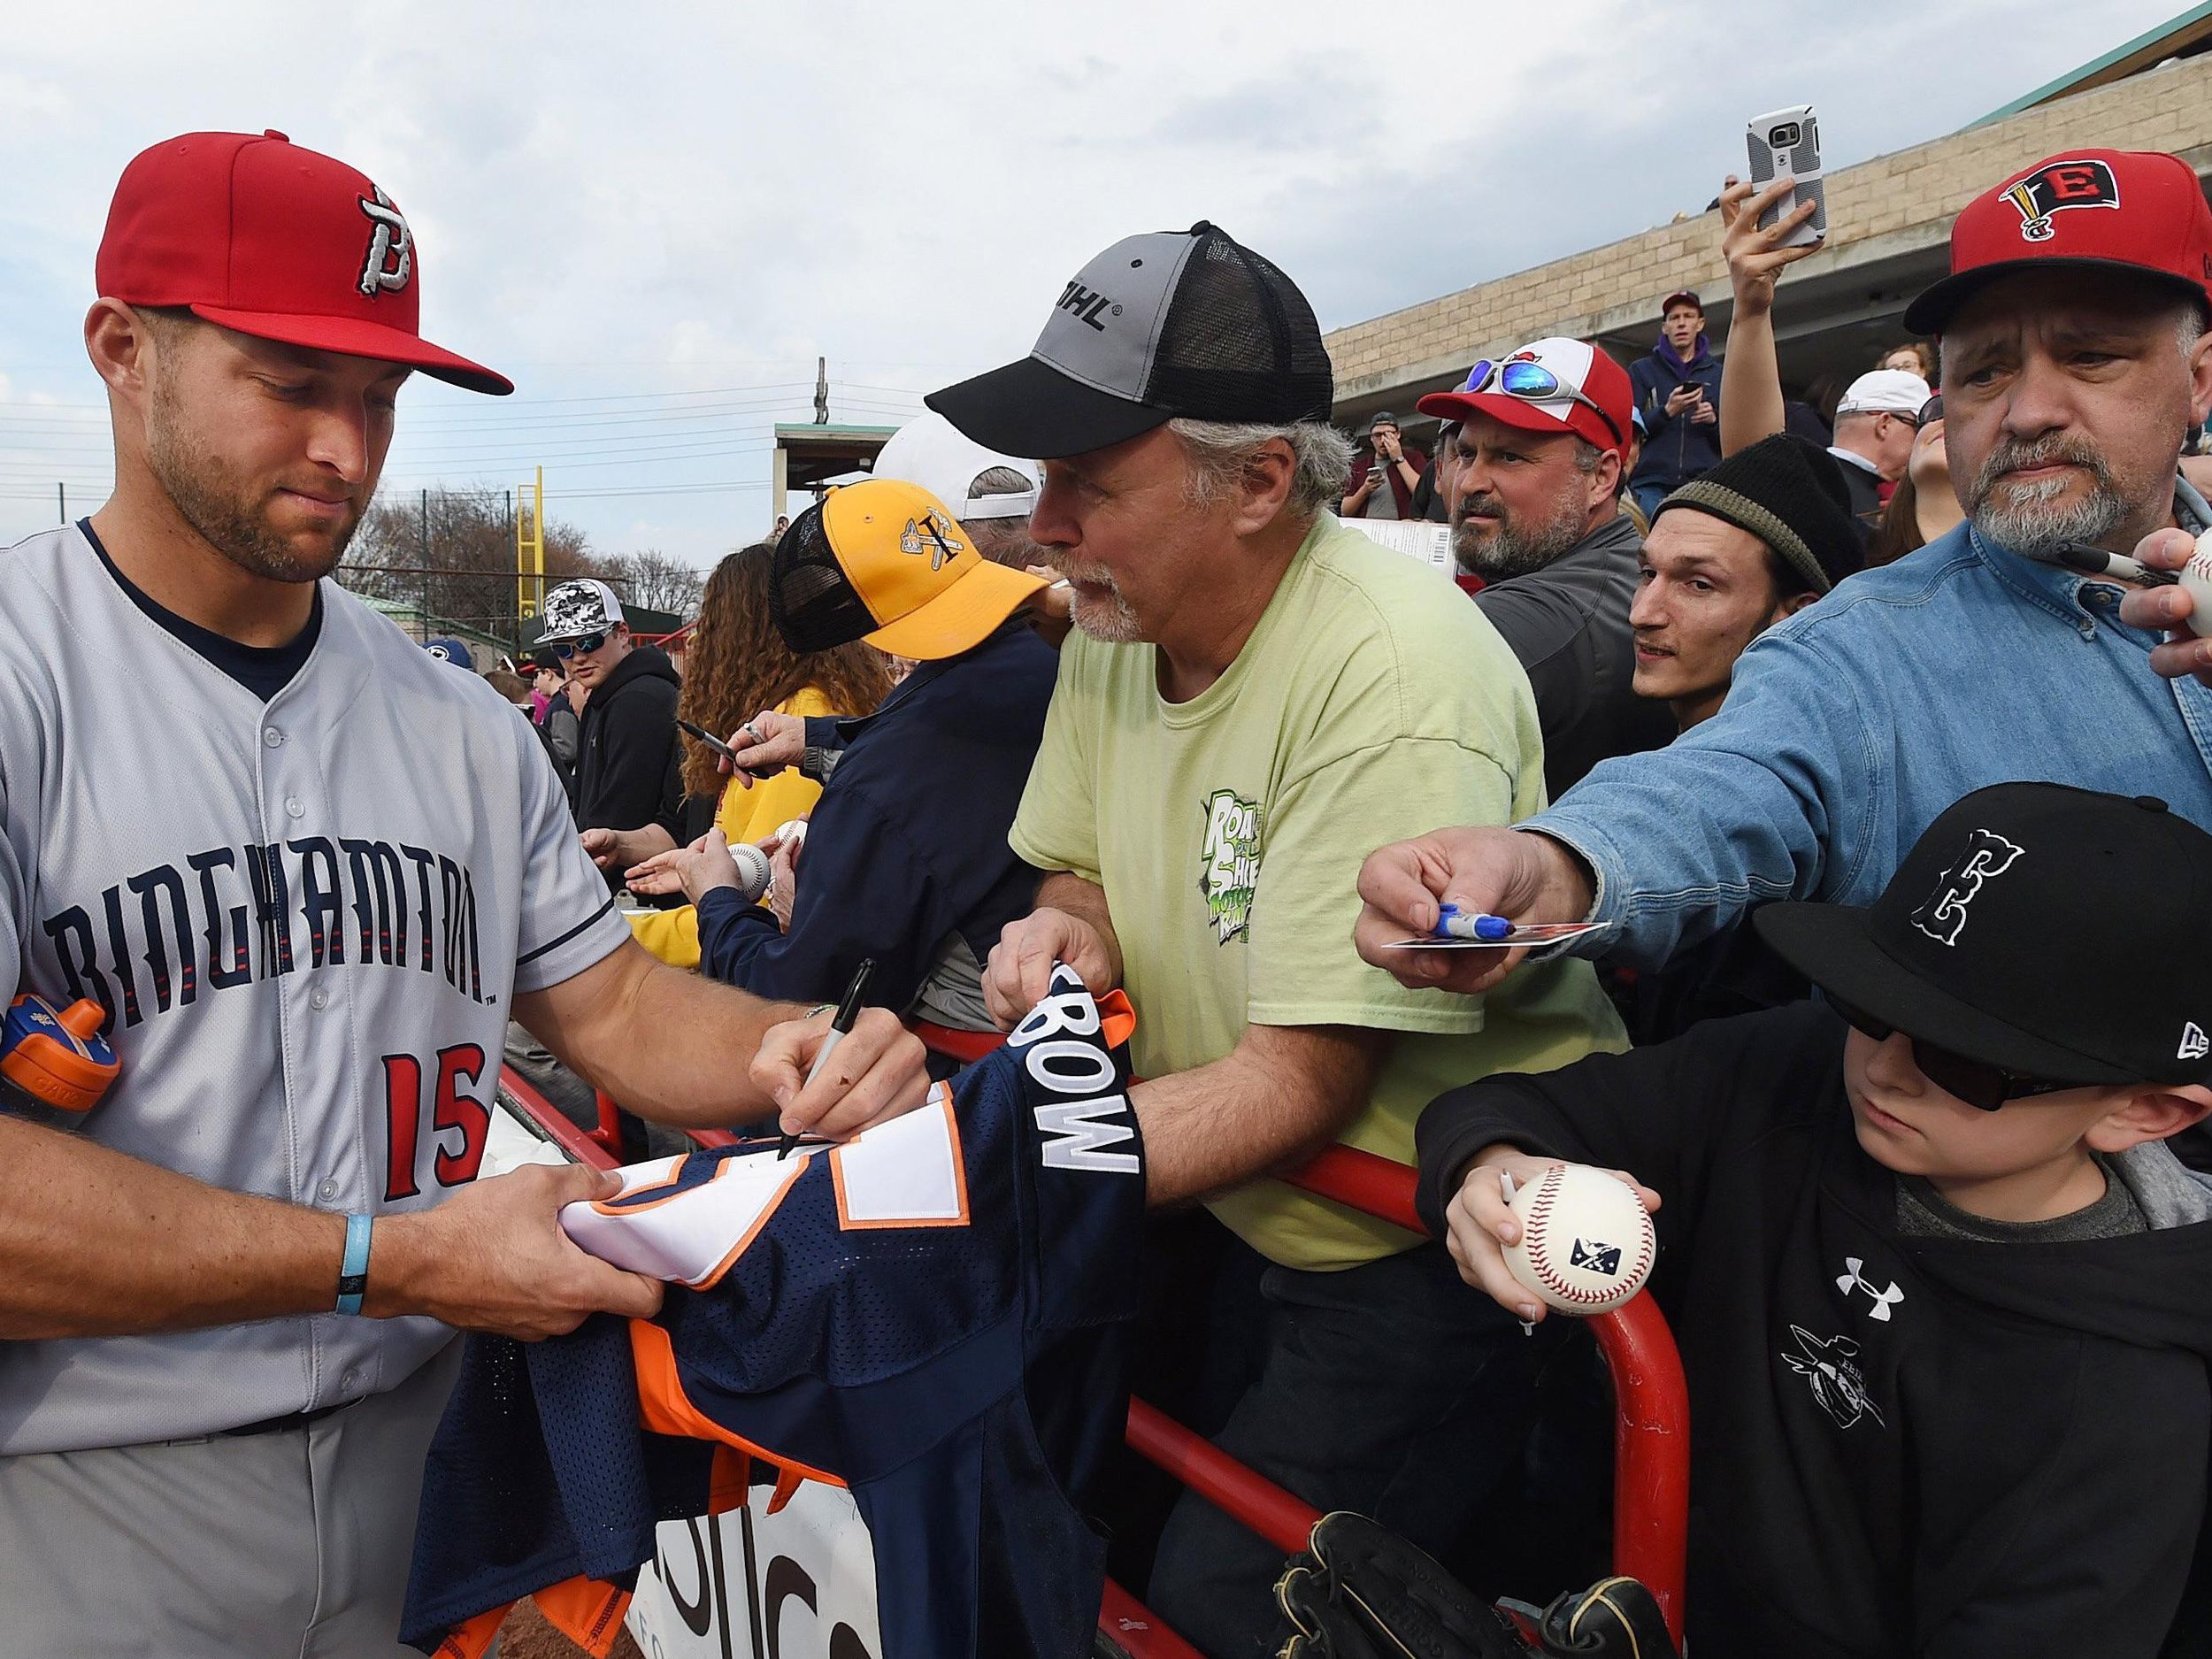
1327;53;2212;403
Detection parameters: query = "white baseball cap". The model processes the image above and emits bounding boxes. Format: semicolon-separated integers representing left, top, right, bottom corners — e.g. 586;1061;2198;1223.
538;578;625;642
1837;369;1932;418
872;412;1041;522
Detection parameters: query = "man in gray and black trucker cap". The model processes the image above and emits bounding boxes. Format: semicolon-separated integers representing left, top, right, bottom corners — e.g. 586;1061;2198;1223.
909;226;1630;1655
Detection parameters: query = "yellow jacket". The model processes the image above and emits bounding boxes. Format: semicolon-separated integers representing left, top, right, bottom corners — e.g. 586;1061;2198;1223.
625;687;834;969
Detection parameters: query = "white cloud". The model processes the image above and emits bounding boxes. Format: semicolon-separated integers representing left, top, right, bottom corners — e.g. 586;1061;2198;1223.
0;0;2185;561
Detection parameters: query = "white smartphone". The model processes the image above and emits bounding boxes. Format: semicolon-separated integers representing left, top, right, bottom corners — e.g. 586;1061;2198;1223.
1747;104;1826;248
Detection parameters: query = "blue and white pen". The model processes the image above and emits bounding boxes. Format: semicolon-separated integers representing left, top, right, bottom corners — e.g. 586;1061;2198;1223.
1432;903;1515;942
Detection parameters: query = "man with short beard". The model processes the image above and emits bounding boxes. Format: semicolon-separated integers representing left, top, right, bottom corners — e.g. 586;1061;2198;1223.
928;223;1627;1657
1351;150;2212;1021
0;130;926;1655
1420;338;1675;796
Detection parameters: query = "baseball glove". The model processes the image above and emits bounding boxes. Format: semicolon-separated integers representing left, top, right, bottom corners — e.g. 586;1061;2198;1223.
1273;1510;1531;1659
1535;1576;1678;1658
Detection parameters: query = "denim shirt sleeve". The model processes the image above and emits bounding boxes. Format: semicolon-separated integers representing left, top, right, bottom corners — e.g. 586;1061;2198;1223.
1526;620;1879;971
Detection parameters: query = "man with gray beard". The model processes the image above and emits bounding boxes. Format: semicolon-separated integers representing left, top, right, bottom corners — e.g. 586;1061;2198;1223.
1351;150;2212;1023
1418;337;1674;796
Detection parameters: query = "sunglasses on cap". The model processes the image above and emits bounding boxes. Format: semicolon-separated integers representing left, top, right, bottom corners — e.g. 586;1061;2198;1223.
1832;997;2077;1112
551;632;609;659
1458;359;1626;448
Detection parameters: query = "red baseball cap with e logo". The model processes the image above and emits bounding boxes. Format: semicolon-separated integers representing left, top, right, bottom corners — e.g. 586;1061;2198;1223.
1903;148;2212;336
95;129;511;396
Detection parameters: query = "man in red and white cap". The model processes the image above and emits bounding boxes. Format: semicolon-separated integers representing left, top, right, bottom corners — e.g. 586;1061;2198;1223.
1417;336;1675;795
0;131;926;1655
1355;148;2212;1054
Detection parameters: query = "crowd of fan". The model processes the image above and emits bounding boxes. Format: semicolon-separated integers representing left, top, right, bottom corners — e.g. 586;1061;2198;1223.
425;145;2212;1659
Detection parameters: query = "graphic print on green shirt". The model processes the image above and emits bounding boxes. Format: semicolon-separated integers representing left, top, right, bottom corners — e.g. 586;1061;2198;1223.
1198;789;1263;944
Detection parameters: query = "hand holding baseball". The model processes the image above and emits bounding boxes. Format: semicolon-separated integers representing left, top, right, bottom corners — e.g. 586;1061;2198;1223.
626;827;743;904
1444;1148;1659;1323
2118;526;2212;687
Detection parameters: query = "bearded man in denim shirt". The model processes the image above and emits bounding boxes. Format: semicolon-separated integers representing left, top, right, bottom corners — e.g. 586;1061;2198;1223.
1352;149;2212;995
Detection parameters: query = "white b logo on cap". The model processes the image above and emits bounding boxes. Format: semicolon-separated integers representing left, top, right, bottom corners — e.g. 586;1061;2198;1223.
357;188;413;299
1910;829;2024;948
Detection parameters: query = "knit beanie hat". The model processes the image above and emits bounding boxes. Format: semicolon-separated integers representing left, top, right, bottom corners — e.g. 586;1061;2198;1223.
1653;433;1864;594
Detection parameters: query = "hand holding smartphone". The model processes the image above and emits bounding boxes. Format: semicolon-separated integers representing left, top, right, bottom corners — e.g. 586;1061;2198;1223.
1747;104;1826;249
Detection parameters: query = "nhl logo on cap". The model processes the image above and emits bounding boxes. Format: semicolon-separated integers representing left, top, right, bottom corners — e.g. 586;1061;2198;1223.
2001;158;2121;242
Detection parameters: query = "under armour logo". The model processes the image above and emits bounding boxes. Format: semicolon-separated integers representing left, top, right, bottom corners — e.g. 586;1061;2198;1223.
899;513;965;571
1570;1238;1623;1277
1910;829;2024;947
357;188;413;299
1835;1257;1904;1322
2183;1022;2209;1063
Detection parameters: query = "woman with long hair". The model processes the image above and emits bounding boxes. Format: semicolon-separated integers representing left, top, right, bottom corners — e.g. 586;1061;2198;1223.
1864;395;1963;568
626;543;891;967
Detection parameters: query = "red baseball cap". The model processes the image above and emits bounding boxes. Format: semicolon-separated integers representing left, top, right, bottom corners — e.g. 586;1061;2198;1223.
1416;337;1632;456
1903;149;2212;337
96;130;511;396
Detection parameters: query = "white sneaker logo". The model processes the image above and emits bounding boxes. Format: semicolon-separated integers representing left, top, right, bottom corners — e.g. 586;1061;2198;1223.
2181;1022;2208;1063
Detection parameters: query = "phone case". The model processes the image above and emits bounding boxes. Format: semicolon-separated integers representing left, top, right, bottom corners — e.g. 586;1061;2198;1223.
1747;104;1825;248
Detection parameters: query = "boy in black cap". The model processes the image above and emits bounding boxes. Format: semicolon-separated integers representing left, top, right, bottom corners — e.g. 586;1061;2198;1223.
1417;783;2212;1657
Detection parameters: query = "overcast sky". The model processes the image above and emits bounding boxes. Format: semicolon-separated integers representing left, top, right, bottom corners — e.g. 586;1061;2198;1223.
0;0;2184;565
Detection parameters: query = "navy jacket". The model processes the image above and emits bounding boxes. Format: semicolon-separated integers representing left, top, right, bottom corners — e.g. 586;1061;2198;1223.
694;623;1056;1014
1626;335;1724;495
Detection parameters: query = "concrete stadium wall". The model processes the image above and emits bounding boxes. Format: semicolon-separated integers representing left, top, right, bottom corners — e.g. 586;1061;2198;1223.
1326;51;2212;408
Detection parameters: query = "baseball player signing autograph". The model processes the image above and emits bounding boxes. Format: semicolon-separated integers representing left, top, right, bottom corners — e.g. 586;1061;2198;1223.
0;131;926;1657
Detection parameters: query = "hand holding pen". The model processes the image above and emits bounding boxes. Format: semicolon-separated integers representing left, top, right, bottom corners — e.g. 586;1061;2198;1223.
746;958;931;1149
781;958;874;1159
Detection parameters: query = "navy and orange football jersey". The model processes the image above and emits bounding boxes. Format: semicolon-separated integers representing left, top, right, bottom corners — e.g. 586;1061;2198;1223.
402;967;1145;1659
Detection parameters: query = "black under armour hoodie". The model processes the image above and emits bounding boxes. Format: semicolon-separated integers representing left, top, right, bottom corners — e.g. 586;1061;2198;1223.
572;642;682;881
1416;1002;2212;1659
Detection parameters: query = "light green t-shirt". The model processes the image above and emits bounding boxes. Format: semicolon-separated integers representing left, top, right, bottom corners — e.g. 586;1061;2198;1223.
1010;514;1629;1271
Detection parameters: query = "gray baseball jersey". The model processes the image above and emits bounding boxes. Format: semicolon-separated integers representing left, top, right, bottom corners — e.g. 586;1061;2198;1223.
0;523;631;1455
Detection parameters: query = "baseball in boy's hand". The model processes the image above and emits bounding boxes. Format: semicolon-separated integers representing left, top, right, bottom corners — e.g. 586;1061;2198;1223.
1445;1149;1660;1322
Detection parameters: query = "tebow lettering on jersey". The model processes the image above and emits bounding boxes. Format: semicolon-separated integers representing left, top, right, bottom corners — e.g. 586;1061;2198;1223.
39;835;488;1031
1007;967;1140;1175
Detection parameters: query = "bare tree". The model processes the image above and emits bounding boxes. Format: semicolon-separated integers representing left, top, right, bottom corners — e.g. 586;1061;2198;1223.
340;488;606;644
600;549;705;617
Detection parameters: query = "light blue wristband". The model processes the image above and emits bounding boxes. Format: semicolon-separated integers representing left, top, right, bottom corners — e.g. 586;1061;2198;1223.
334;1212;373;1316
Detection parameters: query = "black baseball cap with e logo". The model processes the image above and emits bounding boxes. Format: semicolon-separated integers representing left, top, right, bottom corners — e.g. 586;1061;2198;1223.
927;221;1333;460
1755;783;2212;1089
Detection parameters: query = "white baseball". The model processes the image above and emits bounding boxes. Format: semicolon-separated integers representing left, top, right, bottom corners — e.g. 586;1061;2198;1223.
729;839;772;903
1503;1164;1657;1316
2183;528;2212;639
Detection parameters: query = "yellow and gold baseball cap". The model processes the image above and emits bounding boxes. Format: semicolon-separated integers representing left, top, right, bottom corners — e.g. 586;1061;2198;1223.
768;478;1046;661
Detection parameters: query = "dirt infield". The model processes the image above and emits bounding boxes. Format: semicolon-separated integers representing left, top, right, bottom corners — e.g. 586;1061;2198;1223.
495;1599;645;1659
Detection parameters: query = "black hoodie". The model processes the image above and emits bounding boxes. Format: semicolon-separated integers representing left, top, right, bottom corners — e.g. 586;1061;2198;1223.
572;642;682;874
1416;1003;2212;1658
